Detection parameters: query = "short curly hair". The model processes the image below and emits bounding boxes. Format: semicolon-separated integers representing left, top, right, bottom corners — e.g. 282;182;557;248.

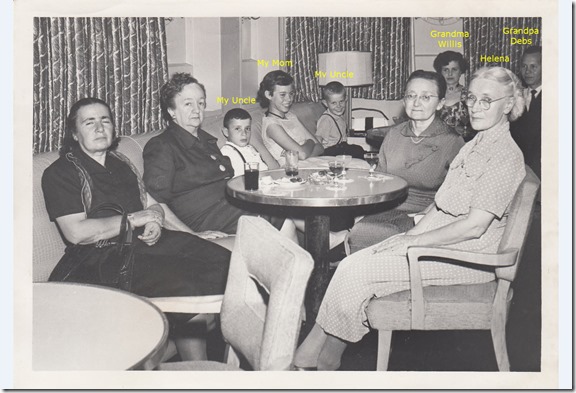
256;70;294;108
433;51;469;74
160;73;206;122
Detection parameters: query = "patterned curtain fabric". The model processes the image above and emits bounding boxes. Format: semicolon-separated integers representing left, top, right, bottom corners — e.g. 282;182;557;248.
285;17;410;102
33;17;169;154
463;17;542;81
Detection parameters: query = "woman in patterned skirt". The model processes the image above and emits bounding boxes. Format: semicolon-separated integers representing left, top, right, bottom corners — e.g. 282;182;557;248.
294;66;527;370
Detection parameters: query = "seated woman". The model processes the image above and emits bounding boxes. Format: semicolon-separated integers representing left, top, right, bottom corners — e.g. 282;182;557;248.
433;50;474;141
42;97;231;360
294;66;527;370
257;70;324;165
348;70;465;254
143;73;251;234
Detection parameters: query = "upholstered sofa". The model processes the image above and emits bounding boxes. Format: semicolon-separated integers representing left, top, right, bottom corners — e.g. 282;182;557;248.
32;101;344;282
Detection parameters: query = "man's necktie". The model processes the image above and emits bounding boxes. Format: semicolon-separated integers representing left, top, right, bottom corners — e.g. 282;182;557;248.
529;89;537;112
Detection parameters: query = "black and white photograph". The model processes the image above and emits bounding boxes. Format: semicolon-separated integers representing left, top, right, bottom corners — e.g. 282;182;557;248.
9;0;570;389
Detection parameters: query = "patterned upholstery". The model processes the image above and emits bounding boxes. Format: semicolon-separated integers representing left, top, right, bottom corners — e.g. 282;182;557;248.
32;102;325;282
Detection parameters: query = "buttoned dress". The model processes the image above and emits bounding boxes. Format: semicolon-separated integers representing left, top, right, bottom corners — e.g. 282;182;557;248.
317;122;525;342
143;121;247;234
348;116;464;253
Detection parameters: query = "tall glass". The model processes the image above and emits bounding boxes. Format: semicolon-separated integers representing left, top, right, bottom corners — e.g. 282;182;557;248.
244;162;260;191
364;152;379;179
336;154;353;182
285;150;299;178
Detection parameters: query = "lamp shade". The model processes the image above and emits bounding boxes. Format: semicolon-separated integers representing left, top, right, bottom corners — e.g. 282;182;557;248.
317;51;373;87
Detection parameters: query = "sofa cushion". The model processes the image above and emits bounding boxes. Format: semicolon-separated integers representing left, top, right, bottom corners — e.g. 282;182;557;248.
32;101;327;281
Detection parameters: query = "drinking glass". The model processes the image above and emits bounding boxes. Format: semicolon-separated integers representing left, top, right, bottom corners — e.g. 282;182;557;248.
327;160;345;190
336;154;353;182
364;152;379;179
285;150;299;178
244;162;259;191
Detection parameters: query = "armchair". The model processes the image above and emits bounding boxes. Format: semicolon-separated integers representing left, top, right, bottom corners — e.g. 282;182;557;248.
157;216;314;371
366;166;540;371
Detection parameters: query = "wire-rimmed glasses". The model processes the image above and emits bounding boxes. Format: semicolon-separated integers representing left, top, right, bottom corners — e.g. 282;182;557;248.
403;94;438;103
464;95;511;110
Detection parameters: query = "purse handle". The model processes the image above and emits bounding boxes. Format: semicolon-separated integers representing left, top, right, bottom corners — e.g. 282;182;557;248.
87;203;133;253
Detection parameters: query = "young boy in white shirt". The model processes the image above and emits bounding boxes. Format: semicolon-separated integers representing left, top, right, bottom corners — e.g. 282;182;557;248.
220;108;268;177
316;81;365;159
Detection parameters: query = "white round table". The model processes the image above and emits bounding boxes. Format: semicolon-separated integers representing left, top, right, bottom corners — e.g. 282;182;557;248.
33;282;169;370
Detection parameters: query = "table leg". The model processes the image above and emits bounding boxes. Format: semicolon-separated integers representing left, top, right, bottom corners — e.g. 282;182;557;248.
304;214;331;328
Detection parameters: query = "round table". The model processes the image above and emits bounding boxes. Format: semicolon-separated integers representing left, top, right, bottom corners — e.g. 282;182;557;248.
33;282;169;370
227;168;408;323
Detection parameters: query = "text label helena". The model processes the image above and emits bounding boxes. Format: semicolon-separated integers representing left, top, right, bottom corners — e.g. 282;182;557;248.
479;55;510;63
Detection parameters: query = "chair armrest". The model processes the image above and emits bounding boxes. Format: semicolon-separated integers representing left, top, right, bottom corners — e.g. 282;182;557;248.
405;247;518;329
148;295;223;314
407;247;518;268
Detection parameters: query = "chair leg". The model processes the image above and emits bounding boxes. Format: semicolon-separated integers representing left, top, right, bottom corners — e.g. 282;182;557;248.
491;323;510;371
224;343;241;368
376;330;392;371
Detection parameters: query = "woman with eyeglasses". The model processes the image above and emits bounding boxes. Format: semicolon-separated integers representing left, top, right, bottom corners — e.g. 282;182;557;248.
294;66;526;371
347;70;465;254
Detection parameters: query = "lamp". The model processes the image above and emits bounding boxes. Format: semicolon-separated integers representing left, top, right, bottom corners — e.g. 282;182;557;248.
318;51;373;135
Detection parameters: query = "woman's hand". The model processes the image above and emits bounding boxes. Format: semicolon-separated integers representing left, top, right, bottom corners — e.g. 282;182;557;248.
138;221;162;246
195;230;229;240
127;209;163;228
371;234;419;255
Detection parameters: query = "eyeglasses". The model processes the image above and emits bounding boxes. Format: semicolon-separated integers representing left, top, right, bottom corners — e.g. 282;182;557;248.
465;95;510;110
403;94;438;103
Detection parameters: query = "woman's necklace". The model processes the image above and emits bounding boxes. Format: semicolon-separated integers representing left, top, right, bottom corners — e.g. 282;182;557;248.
409;122;426;144
266;111;286;120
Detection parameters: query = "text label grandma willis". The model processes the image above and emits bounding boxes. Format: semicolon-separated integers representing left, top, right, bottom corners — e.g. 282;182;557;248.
430;30;470;48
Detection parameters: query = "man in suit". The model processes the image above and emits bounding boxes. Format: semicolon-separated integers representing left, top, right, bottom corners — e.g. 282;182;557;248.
511;46;542;179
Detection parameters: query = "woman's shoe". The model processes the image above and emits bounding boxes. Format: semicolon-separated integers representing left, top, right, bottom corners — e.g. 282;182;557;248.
293;365;318;371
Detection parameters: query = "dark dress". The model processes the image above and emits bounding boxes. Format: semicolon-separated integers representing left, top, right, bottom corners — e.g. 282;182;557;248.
41;146;230;298
143;121;247;234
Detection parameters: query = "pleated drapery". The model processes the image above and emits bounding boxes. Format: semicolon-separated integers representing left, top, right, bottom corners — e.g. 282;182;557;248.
463;17;542;81
285;17;411;103
33;17;169;154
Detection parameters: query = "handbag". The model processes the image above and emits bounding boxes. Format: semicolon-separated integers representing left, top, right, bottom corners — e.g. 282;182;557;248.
48;203;136;291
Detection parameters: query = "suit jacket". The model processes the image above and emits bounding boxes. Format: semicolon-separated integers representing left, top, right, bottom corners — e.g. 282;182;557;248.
510;91;541;179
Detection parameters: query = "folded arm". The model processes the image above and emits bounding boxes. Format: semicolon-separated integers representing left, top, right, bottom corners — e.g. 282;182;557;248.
267;124;324;160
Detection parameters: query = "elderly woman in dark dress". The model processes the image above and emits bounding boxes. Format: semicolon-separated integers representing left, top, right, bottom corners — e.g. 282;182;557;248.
42;97;231;360
143;73;249;234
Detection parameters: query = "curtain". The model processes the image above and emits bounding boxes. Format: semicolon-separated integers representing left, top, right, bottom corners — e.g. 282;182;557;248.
33;17;169;154
285;17;410;103
463;17;542;81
